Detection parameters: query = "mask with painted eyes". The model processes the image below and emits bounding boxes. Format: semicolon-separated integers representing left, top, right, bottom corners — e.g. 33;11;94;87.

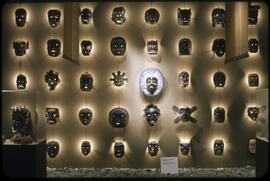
213;71;226;87
145;8;160;24
48;9;61;28
144;104;160;126
248;5;260;25
112;6;126;25
179;71;189;87
179;142;190;155
47;39;61;57
46;108;60;125
110;37;126;56
13;41;29;56
81;8;93;24
114;142;125;158
47;141;59;158
214;139;224;155
44;70;60;91
212;39;225;57
79;108;92;126
147;40;158;55
179;38;192;55
247;107;259;121
15;8;27;27
16;74;27;89
177;8;191;25
248;139;256;154
80;72;93;91
248;73;259;87
148;141;159;156
214;107;225;123
81;141;91;156
110;71;128;87
146;77;158;94
81;40;92;56
212;8;225;27
109;108;129;128
248;38;259;53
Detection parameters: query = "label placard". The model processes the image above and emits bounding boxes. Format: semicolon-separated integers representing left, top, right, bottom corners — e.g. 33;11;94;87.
160;157;178;174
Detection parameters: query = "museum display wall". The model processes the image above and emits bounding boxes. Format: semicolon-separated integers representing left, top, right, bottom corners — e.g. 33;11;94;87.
1;1;268;168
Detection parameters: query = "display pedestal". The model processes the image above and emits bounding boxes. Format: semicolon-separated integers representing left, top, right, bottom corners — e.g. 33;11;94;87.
2;139;46;178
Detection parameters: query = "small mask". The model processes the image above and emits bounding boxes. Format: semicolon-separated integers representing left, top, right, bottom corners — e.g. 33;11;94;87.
81;40;92;56
48;9;61;28
114;142;125;158
145;8;160;24
80;72;93;91
247;107;259;121
13;41;29;56
212;39;225;57
146;77;158;94
81;8;93;24
213;71;226;87
148;141;159;156
179;71;189;87
248;38;259;53
173;105;197;122
44;70;60;91
47;141;60;158
214;139;224;155
79;108;93;126
179;38;192;55
47;39;61;57
15;8;27;27
179;142;190;155
147;40;158;55
112;7;126;25
46;107;60;124
212;8;225;27
144;104;160;126
248;139;256;154
81;141;91;156
214;107;225;123
109;107;129;128
248;5;260;25
110;37;126;56
16;74;27;89
248;73;259;87
110;71;128;87
177;8;191;25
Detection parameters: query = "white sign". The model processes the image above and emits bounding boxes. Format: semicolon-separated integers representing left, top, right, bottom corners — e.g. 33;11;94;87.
160;157;178;174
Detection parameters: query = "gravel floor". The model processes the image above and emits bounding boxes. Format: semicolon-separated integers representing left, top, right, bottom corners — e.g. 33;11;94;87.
47;166;255;178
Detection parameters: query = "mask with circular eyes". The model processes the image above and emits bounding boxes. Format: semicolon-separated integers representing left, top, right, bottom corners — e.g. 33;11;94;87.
109;108;129;128
112;6;126;25
248;38;259;53
212;8;225;27
179;71;189;88
212;39;225;57
148;141;159;156
81;40;92;56
247;107;259;121
16;74;27;89
177;8;191;25
80;72;93;91
13;41;29;56
248;73;259;87
248;139;256;154
47;39;61;57
81;8;93;24
47;141;60;158
144;104;160;126
214;107;225;123
81;141;91;156
44;70;60;91
179;142;190;155
179;38;192;55
79;108;93;126
15;8;27;27
110;37;126;56
248;5;260;25
48;9;61;28
110;71;128;87
114;141;125;158
147;40;158;55
46;107;60;125
213;71;226;87
145;8;160;24
214;139;224;155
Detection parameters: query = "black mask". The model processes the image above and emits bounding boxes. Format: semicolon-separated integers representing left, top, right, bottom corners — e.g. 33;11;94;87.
47;39;61;57
81;40;92;56
173;106;197;122
214;107;225;123
213;71;226;87
248;38;259;53
214;139;224;155
179;71;189;88
79;108;93;126
248;5;260;25
46;108;60;124
212;8;225;27
212;39;225;57
179;142;190;155
179;38;192;55
47;141;60;158
13;41;29;56
144;104;160;126
81;141;91;156
81;8;93;24
48;9;61;28
177;8;191;25
114;142;125;158
16;74;27;89
109;108;129;128
247;107;259;121
147;40;158;55
145;8;160;24
111;37;126;56
110;71;128;87
80;72;93;91
248;73;259;87
112;7;126;25
44;70;60;91
148;141;159;156
15;8;27;27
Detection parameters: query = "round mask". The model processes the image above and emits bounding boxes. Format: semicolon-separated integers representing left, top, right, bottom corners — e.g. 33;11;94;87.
109;108;129;128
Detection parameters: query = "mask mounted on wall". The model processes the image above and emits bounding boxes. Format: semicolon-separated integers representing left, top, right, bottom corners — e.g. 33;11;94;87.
177;8;191;25
148;141;159;156
212;8;225;27
179;71;189;88
81;141;91;156
81;40;92;56
109;71;128;87
145;8;160;24
110;37;126;56
248;38;259;53
48;9;61;28
112;7;126;25
247;107;259;121
179;38;192;55
248;139;256;154
109;107;129;128
15;8;27;27
13;41;29;56
179;142;190;155
173;106;197;122
212;39;225;57
81;8;93;24
248;5;260;25
147;40;158;55
214;139;224;156
214;107;225;123
47;141;60;158
79;108;93;126
248;73;259;87
44;70;60;91
16;74;27;89
144;104;160;126
213;71;226;87
46;107;60;125
114;142;125;158
80;72;93;91
47;39;61;57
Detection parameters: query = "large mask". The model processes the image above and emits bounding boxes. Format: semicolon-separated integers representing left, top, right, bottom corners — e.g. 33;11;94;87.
248;5;260;25
109;108;129;128
179;71;189;88
13;41;29;56
248;139;256;154
112;7;126;25
247;107;259;121
213;71;226;87
177;8;191;25
114;142;125;158
47;39;61;57
110;37;126;56
79;108;93;126
48;9;61;28
248;73;259;87
144;104;160;126
248;38;259;53
81;8;93;24
109;71;128;87
148;141;159;156
179;38;192;55
47;141;60;158
15;8;27;27
179;142;190;155
212;39;225;57
214;107;225;123
46;107;60;125
16;74;27;89
80;72;93;91
173;105;197;122
145;8;160;24
81;141;91;156
147;40;158;55
212;8;225;27
214;139;224;155
44;70;60;91
140;68;164;97
81;40;92;56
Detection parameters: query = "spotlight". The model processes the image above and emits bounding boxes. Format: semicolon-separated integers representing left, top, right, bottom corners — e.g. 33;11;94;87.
177;8;191;25
179;38;192;55
148;141;159;156
81;8;93;24
81;141;91;156
212;8;225;27
46;107;60;124
145;8;160;24
248;38;259;53
109;71;128;87
79;108;93;126
147;40;158;55
110;37;126;56
214;139;224;156
112;6;126;25
114;141;125;158
109;107;129;128
212;39;225;57
144;104;160;126
47;141;60;158
179;141;190;155
44;70;60;91
15;8;27;27
247;107;259;121
214;107;225;123
80;40;92;56
213;71;226;87
248;5;260;25
172;106;197;122
248;73;259;87
47;39;61;57
80;72;93;91
178;71;189;88
13;41;29;56
16;74;27;89
48;9;61;28
248;139;256;154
